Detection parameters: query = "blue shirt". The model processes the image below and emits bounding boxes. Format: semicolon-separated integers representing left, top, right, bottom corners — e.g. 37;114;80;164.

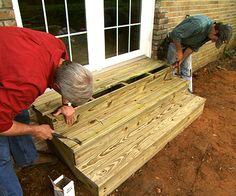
169;15;214;51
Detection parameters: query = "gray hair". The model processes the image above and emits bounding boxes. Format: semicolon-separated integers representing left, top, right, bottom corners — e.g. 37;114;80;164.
55;61;93;106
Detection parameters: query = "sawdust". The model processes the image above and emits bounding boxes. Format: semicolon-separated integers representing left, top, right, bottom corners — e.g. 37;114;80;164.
17;54;236;196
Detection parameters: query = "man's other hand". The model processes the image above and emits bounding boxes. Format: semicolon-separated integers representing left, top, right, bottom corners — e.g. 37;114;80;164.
53;106;75;125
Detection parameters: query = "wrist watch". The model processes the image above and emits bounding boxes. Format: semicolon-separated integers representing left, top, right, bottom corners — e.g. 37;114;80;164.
63;102;72;107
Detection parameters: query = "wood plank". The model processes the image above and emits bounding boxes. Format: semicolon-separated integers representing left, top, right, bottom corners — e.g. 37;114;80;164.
33;90;61;107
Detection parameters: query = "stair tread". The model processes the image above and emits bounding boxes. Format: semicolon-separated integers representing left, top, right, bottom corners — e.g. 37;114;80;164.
93;58;165;93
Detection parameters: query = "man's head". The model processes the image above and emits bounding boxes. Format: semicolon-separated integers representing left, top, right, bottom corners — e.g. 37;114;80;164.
215;23;233;48
54;61;93;106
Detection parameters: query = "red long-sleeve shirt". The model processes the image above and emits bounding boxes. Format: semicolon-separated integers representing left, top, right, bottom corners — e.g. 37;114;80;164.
0;26;69;132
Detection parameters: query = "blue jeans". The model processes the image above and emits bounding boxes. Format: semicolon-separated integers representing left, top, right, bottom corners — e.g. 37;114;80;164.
167;42;193;93
0;110;38;196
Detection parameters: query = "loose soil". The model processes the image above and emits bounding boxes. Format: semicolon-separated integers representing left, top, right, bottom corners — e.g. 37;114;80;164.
17;54;236;196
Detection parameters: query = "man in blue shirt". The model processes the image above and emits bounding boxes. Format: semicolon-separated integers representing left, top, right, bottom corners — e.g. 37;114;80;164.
167;15;232;92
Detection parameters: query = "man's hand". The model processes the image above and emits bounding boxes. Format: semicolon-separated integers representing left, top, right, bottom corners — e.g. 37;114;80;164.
172;61;181;76
173;61;180;68
33;124;54;140
53;106;76;125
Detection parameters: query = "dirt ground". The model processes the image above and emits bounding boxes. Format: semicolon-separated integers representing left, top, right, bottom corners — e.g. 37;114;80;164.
17;54;236;196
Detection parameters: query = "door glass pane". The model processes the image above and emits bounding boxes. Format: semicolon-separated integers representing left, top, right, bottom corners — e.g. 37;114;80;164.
104;0;116;27
18;0;45;32
60;37;70;58
118;27;128;55
104;0;142;58
45;0;67;36
71;34;89;65
131;0;142;23
130;25;140;51
105;29;117;58
119;0;129;25
68;0;86;32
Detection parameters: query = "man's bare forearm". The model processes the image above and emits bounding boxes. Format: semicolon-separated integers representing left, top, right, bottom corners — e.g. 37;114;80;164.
173;41;183;62
0;121;35;136
174;41;182;51
0;121;54;140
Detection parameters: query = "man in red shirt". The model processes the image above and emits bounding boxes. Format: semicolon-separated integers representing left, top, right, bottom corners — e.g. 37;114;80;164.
0;26;93;196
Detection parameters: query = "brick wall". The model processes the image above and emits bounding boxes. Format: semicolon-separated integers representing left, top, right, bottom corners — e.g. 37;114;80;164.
0;0;16;26
152;0;236;71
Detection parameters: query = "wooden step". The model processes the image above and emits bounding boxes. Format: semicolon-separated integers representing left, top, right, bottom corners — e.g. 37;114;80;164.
77;92;205;196
48;90;205;196
32;58;206;196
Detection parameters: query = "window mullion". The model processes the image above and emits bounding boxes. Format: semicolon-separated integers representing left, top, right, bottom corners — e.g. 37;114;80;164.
41;0;49;33
64;0;73;61
128;0;132;52
116;0;118;56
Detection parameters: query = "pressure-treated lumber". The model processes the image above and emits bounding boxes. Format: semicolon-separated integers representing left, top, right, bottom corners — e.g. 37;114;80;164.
33;57;167;116
32;57;205;196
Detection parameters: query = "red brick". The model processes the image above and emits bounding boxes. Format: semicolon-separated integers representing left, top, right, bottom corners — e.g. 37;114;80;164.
0;9;15;20
3;0;12;8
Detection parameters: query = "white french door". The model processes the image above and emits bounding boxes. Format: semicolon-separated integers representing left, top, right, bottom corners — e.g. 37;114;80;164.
12;0;155;71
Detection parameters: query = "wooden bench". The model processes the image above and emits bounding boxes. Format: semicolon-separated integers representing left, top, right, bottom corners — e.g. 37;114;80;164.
33;57;205;195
